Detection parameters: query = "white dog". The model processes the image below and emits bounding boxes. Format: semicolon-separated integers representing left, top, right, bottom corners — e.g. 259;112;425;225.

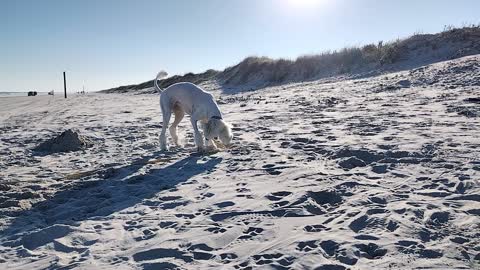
154;71;233;152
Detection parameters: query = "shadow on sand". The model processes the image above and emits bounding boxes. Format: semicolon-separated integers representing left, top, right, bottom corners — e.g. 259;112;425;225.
3;151;222;240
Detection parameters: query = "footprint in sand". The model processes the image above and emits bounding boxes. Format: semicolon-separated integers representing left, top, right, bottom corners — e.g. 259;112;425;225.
288;189;344;215
195;192;215;200
354;242;388;259
133;248;193;264
252;253;295;268
140;262;180;270
205;224;227;234
187;243;216;260
304;224;329;233
175;213;196;219
238;227;264;240
316;240;359;266
123;220;159;241
319;240;340;256
123;220;142;231
296;240;319;252
348;214;390;233
234;253;295;270
159;221;178;229
236;187;251;193
262;163;289;175
313;264;346;270
236;182;254;198
110;256;129;265
214;201;235;208
265;191;292;202
219;252;238;264
395;240;443;258
194;208;213;216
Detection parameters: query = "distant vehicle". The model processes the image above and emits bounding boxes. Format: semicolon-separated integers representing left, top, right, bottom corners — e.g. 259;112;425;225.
48;90;54;95
27;91;37;96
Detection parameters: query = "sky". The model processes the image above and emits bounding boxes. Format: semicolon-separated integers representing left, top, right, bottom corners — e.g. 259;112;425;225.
1;0;479;92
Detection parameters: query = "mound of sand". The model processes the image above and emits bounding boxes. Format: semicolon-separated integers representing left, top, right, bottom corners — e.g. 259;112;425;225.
34;129;93;154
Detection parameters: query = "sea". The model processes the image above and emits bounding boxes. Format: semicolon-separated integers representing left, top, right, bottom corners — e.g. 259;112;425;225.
0;92;49;97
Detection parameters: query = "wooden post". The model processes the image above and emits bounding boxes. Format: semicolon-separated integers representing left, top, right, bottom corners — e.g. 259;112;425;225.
63;72;67;98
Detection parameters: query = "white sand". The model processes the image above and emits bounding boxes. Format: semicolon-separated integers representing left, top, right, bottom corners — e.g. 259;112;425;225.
0;55;479;269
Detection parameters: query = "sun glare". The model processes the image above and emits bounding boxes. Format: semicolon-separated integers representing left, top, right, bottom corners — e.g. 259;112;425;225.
286;0;326;10
280;0;329;17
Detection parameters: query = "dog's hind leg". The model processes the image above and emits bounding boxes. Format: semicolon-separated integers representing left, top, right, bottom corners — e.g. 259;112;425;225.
169;106;184;147
159;98;172;151
160;112;171;151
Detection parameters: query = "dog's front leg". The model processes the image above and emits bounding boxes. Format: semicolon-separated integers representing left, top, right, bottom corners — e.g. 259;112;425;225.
191;118;205;152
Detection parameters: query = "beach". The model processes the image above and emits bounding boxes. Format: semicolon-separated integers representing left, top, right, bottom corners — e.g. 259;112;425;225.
0;55;479;269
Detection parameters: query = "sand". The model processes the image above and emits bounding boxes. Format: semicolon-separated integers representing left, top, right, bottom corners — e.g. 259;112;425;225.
0;55;479;269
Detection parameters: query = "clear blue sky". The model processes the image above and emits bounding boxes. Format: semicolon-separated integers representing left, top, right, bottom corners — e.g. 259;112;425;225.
1;0;479;92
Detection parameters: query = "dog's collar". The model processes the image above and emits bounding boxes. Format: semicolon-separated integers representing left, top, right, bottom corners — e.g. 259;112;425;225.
211;116;222;120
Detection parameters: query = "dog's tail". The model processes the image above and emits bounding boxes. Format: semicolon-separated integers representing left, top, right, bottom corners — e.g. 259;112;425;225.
154;71;168;92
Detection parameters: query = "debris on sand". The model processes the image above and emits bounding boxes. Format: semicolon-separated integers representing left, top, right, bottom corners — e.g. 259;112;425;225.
33;129;93;154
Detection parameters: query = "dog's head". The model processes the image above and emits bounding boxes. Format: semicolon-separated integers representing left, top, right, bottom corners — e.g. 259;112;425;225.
204;118;233;147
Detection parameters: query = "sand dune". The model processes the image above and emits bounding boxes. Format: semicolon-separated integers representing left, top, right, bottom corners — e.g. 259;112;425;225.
1;55;479;269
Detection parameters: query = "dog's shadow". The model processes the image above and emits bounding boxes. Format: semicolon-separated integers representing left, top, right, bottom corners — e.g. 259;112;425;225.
3;152;222;239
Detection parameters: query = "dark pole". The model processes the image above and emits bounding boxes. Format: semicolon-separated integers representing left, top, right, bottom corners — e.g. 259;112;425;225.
63;71;67;99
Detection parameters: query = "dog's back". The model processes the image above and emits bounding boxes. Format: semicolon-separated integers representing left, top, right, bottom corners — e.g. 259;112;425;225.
161;82;218;116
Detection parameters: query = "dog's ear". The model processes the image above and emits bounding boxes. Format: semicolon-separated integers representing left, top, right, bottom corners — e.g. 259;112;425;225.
204;118;218;139
219;122;229;135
